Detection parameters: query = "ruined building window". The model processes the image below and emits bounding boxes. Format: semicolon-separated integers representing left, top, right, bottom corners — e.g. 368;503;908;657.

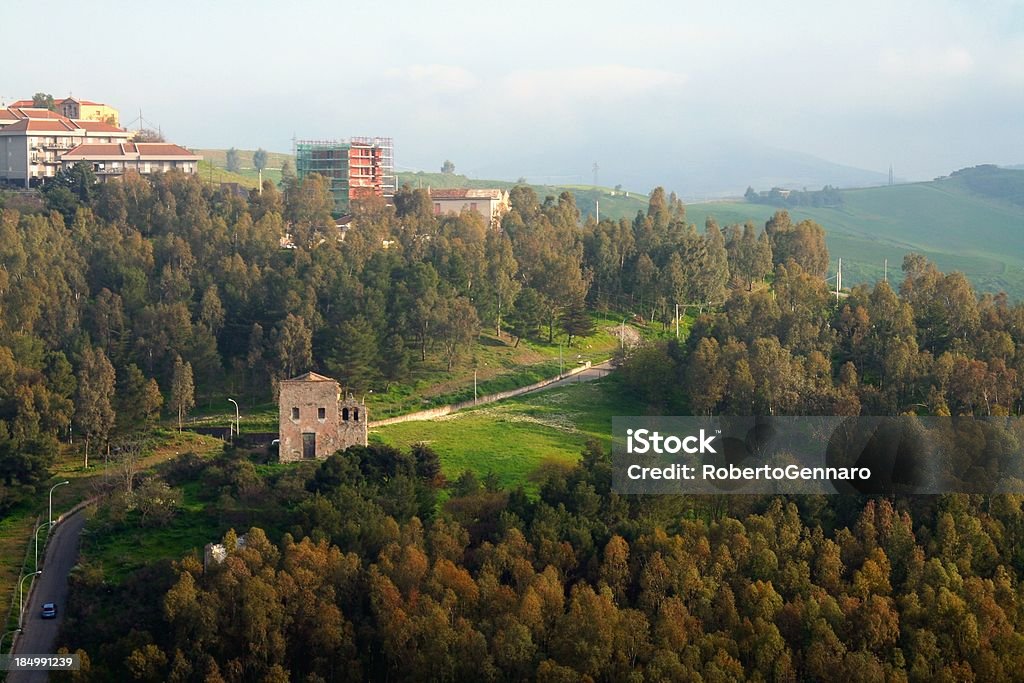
291;407;299;420
318;407;326;420
342;407;349;421
354;408;360;421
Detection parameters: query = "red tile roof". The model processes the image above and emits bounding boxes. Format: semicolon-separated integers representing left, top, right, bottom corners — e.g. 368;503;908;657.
76;120;127;133
0;118;78;133
8;108;73;121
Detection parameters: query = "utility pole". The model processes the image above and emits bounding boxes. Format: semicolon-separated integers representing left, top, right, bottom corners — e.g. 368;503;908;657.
559;344;563;377
473;369;478;404
595;199;599;222
835;257;842;304
675;303;680;339
884;258;888;282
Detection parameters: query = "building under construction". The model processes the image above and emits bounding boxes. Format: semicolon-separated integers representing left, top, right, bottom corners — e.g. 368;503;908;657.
295;137;395;214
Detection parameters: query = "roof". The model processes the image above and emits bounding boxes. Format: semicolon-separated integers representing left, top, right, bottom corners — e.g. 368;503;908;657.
283;372;338;383
0;118;78;133
10;98;106;107
7;107;74;121
75;120;126;133
62;142;199;160
428;188;506;200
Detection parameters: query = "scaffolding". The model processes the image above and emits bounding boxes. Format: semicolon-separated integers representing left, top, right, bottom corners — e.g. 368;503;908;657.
295;137;395;215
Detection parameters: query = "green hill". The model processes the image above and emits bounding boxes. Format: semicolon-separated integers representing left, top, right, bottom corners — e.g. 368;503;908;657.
195;152;1024;297
685;166;1024;298
397;171;649;221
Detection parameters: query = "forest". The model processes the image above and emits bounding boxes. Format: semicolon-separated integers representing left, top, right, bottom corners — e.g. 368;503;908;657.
0;165;802;514
6;165;1024;681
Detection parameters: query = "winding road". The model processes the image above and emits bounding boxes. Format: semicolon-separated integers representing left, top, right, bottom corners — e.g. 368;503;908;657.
7;510;87;683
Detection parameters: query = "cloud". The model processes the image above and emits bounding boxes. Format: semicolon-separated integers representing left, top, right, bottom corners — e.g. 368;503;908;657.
383;64;480;94
878;46;975;78
500;65;687;106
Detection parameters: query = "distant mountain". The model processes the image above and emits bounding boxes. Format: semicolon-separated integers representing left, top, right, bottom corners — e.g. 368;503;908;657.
464;138;889;200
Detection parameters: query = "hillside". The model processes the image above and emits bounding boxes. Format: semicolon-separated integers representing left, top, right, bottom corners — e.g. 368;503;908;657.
398;171;649;221
194;148;291;187
196;152;1024;297
686;166;1024;298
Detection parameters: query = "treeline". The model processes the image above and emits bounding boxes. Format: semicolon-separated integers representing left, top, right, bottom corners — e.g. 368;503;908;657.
745;185;844;208
622;254;1024;417
56;443;1024;681
0;165;829;513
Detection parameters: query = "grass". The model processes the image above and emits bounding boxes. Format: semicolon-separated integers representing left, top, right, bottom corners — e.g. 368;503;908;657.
0;431;223;625
79;482;221;585
194;148;290;186
188;314;631;430
685;170;1024;297
372;374;642;493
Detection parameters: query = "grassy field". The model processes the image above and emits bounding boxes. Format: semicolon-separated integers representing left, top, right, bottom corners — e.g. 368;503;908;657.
194;148;290;187
686;171;1024;297
373;374;640;493
189;313;632;432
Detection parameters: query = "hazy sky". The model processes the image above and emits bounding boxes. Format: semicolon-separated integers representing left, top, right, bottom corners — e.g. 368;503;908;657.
5;0;1023;187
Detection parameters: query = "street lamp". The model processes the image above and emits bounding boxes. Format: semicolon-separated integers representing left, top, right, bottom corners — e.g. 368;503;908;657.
227;398;240;438
49;481;69;526
34;521;50;572
0;628;21;655
19;571;41;627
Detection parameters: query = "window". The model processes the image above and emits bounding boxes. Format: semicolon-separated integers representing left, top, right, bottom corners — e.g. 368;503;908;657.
470;202;478;212
354;408;360;421
291;407;299;420
318;407;326;420
342;407;349;421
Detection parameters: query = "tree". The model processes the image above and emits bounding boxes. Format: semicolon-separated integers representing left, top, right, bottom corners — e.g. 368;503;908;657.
75;346;116;468
134;128;165;143
253;148;269;172
170;356;195;432
327;316;380;392
274;314;313;379
439;297;480;371
226;148;241;173
32;92;56;110
561;296;595;347
441;160;456;174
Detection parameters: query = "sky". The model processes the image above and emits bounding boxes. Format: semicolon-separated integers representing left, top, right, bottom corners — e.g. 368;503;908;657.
5;0;1023;191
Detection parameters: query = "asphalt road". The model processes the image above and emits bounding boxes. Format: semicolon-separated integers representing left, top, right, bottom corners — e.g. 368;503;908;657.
7;510;87;683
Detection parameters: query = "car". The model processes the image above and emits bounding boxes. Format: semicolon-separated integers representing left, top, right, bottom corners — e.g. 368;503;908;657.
40;602;56;619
